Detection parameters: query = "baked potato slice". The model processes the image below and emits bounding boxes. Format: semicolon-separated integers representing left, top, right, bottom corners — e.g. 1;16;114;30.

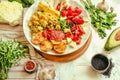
53;42;66;53
40;40;53;52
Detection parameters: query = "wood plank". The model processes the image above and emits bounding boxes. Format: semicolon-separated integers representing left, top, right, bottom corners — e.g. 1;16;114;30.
8;71;36;79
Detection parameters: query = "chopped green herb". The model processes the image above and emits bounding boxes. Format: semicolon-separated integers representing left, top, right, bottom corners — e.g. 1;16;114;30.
80;0;117;38
59;16;70;31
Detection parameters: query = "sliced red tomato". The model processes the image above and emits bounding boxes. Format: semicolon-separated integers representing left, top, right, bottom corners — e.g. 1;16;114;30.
77;16;84;24
67;6;72;11
61;6;84;25
65;32;73;38
67;9;73;16
70;25;85;44
56;3;61;11
71;16;84;24
42;29;48;38
72;13;78;17
71;17;77;23
71;25;77;31
78;26;85;35
65;25;85;44
61;10;68;17
73;7;82;15
75;38;81;44
77;18;84;24
71;25;85;35
72;34;81;44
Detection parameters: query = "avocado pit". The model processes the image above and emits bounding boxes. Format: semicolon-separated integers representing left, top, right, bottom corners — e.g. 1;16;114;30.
115;30;120;41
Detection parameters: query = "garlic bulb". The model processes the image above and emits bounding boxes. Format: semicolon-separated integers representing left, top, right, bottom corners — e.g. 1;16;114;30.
97;0;109;12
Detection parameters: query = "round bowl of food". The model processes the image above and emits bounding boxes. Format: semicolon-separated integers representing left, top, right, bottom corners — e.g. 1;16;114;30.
23;0;91;55
24;60;37;73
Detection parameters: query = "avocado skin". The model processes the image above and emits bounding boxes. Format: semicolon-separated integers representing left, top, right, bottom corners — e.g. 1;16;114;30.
104;27;120;51
104;40;112;51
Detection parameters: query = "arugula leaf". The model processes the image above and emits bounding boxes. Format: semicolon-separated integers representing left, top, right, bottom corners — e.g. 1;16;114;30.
0;40;29;80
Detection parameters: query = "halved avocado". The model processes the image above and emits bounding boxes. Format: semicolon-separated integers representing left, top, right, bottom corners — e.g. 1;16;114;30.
104;27;120;51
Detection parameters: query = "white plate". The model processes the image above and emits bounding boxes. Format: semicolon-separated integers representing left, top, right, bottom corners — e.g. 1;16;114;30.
23;0;91;55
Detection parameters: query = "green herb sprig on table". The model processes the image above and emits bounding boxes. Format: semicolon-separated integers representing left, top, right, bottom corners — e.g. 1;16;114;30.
80;0;117;38
0;39;29;80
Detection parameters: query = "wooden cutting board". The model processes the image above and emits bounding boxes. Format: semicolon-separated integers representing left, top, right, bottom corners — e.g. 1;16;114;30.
39;33;92;62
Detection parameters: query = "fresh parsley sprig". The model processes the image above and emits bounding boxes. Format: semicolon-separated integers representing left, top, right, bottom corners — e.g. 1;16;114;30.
80;0;117;38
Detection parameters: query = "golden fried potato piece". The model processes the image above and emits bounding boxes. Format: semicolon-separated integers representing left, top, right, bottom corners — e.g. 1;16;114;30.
53;42;66;53
40;40;53;52
31;32;45;45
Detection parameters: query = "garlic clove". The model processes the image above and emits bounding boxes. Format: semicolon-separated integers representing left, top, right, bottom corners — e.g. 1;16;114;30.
97;0;109;12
